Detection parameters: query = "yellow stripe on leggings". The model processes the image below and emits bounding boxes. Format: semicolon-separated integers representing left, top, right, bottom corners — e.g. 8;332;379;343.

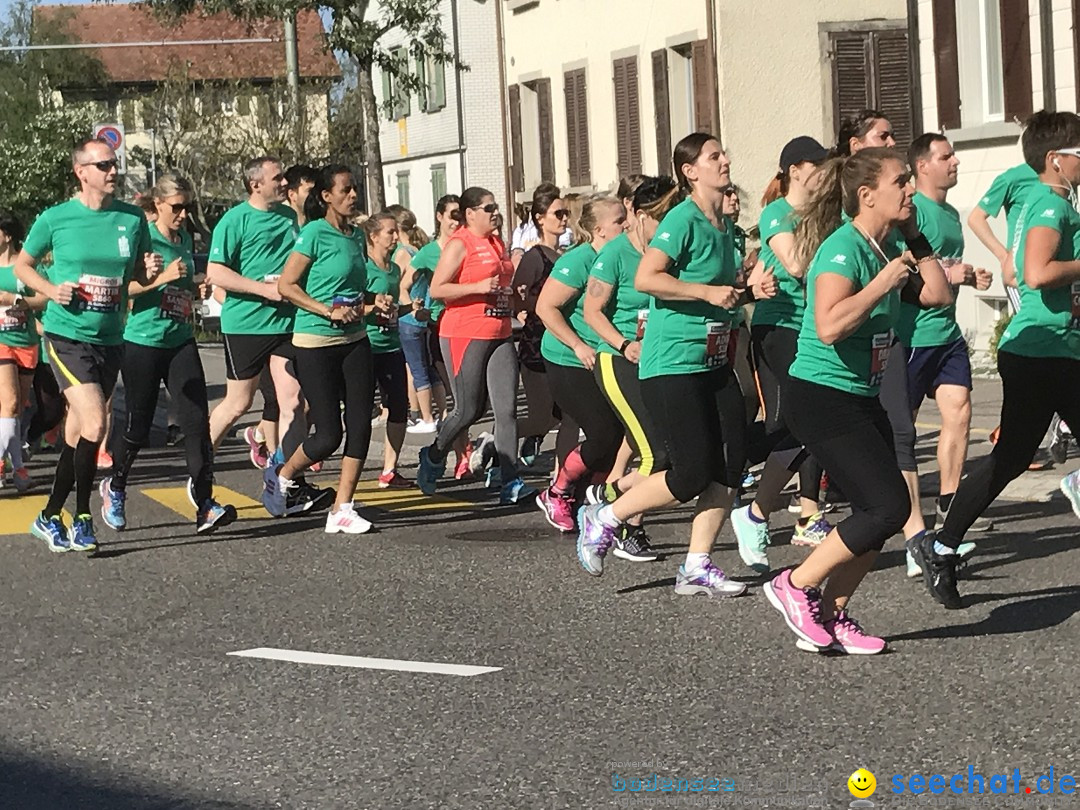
598;353;656;476
46;340;80;387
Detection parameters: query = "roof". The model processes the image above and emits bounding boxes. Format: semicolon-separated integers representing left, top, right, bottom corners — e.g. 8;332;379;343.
33;3;340;84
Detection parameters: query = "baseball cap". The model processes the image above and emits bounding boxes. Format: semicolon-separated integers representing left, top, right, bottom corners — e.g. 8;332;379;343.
779;136;830;172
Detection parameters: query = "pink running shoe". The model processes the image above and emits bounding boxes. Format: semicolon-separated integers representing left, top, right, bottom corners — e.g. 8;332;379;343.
824;610;887;655
764;569;834;648
536;487;575;532
454;443;474;480
243;427;270;469
378;470;414;489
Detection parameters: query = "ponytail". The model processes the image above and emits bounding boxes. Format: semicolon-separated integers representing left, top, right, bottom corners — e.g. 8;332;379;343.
760;169;790;208
792;157;845;269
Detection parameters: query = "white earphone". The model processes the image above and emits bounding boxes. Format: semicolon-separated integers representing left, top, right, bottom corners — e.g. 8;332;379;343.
1054;158;1062;172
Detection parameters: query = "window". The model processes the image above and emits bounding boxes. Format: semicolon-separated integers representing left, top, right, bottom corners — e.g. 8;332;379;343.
381;47;411;120
221;96;237;116
418;54;447;113
564;68;590;187
431;164;447;211
612;56;642;177
508;85;524;192
514;78;555;191
830;27;915;148
120;98;136;131
956;0;1003;124
396;171;411;208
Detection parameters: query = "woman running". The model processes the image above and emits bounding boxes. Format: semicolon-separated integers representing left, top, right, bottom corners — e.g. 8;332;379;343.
100;173;236;534
764;147;951;653
363;212;413;489
914;111;1080;608
266;165;376;533
533;195;628;531
417;187;535;504
0;209;45;492
387;205;433;433
575;133;773;595
729;136;833;571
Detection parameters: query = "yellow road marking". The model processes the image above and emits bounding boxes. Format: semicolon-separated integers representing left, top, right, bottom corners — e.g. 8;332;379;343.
142;485;264;521
915;421;992;436
352;481;479;513
0;496;70;537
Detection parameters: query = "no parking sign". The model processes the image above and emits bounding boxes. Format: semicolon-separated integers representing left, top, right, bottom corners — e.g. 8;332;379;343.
93;123;127;173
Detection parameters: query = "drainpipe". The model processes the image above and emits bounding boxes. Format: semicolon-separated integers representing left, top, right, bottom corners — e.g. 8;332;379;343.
705;0;720;137
1039;0;1056;111
450;0;467;190
494;0;513;214
907;0;923;133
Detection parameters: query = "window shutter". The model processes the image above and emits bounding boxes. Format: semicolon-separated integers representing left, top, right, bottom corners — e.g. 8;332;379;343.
690;39;717;135
931;0;961;129
652;49;671;174
508;84;524;192
565;68;590;186
872;29;915;149
433;58;446;109
613;57;641;178
1000;0;1033;121
382;69;393;121
536;78;556;184
417;56;429;113
613;58;629;177
831;33;872;129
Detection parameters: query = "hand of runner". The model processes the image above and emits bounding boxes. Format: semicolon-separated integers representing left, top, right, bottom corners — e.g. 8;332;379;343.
329;304;362;324
705;285;740;309
624;340;642;364
574;343;597;370
412;299;430;322
160;258;187;284
474;276;503;295
52;281;78;305
374;293;395;313
751;267;779;300
144;252;165;280
973;266;993;291
261;281;283;303
879;255;913;291
952;262;976;286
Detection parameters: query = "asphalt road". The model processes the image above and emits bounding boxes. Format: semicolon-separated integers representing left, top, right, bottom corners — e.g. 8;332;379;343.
1;346;1078;810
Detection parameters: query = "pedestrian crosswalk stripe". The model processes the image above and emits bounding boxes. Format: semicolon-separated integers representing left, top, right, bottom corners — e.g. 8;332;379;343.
142;485;263;521
0;497;70;539
350;480;479;513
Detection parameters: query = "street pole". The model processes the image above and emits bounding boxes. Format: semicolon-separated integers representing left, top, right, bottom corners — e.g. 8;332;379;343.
283;13;303;153
149;128;157;186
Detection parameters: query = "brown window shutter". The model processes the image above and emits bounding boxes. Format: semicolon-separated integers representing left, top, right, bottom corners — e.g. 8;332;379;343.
831;32;872;130
536;78;555;184
931;0;961;129
626;57;642;175
577;69;591;185
690;39;717;135
1000;0;1033;121
613;58;630;178
652;49;672;174
565;68;590;186
872;29;915;149
508;84;524;193
1075;0;1080;111
565;71;579;186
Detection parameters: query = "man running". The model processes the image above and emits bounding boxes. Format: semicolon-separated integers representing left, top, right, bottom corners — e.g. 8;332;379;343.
284;165;317;227
205;156;327;512
15;137;163;552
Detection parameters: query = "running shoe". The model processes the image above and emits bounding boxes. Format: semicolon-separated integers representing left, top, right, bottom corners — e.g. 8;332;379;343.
406;419;438;435
500;477;536;505
1049;416;1069;464
936;498;993;533
907;531;962;609
519;435;542;467
243;426;270;469
96;448;113;471
68;514;98;552
0;460;7;489
186;477;197;508
536;488;575;532
293;480;335;513
763;568;834;648
453;453;472;481
378;470;414;490
98;477;126;531
740;470;756;490
166;424;184;447
612;524;658;562
12;467;32;494
310;460;323;473
485;466;502;489
792;513;831;547
584;483;612;506
417;446;446;495
674;559;746;597
262;467;289;517
325;502;373;535
730;504;770;573
795;610;887;655
905;534;975;578
196;500;237;535
576;503;618;576
31;513;69;553
1060;469;1080;519
469;431;495;475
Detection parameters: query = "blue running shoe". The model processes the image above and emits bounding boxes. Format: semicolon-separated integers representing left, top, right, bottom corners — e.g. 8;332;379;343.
197;499;238;534
68;514;98;552
1060;469;1080;519
99;477;126;530
500;476;537;505
31;513;69;553
576;503;618;576
416;446;446;496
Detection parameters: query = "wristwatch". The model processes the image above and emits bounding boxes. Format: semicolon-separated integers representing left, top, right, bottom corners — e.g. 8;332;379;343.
618;339;632;356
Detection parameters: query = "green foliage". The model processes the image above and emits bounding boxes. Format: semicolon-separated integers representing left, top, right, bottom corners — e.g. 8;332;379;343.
989;312;1013;365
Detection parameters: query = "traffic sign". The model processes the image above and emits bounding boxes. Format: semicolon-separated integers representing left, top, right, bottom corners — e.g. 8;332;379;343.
93;122;127;173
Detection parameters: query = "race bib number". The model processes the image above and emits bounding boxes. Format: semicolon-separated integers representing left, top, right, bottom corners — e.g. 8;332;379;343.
159;286;193;323
1071;281;1080;329
636;308;649;340
0;305;28;332
263;274;281;283
869;331;893;386
75;274;123;313
485;287;513;319
705;322;731;368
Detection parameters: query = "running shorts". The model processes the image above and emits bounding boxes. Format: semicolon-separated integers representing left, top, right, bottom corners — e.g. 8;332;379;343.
906;337;972;410
223;333;294;381
43;334;122;395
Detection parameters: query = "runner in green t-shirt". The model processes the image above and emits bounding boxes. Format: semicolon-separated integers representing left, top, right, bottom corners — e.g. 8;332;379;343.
534;197;632;535
15;137;164;552
99;174;236;536
762;146;952;651
918;112;1080;609
968;161;1040;309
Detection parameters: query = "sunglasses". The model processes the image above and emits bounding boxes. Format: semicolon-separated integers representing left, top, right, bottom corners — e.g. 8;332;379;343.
551;209;570;219
1056;148;1080;158
82;159;119;172
473;203;499;214
720;186;738;197
165;202;194;214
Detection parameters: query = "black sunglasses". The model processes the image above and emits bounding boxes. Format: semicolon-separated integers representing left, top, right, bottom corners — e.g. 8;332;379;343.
721;186;738;197
83;159;118;172
165;202;194;214
473;203;499;214
552;208;570;218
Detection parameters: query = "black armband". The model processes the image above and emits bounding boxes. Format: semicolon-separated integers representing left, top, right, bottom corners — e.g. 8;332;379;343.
906;233;934;260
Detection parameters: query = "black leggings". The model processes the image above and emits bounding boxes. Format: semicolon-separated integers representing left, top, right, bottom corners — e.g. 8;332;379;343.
787;377;908;555
373;350;408;424
28;361;64;444
593;352;669;476
940;350;1080;548
294;338;375;462
642;368;747;503
258;366;279;423
112;340;215;504
545;360;623;471
879;337;918;472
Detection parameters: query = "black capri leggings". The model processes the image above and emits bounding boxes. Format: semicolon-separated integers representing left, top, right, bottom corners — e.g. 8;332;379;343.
545;360;624;471
374;350;409;425
258;365;279;424
879;337;918;472
786;376;908;555
592;352;669;476
642;367;747;503
294;338;375;462
28;361;64;444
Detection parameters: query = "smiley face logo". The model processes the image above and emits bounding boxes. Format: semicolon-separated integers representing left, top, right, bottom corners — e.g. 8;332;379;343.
848;769;876;798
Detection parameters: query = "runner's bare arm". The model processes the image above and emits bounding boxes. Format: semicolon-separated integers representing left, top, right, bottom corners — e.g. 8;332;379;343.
13;249;73;304
636;247;738;308
206;261;280;301
429;240;493;302
536;276;596;370
582;278;628;354
1023;226;1080;289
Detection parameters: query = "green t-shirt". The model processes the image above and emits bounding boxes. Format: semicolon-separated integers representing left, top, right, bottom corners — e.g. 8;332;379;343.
752;197;805;330
977;163;1041;250
123;227;196;349
896;192;964;347
999;185;1080;360
589;233;650;354
23;198;151;346
408;240;445;322
208;201;298;335
364;257;402;353
0;264;34;348
540;243;600;369
292;219;368;339
638;198;738;379
790;222;902;396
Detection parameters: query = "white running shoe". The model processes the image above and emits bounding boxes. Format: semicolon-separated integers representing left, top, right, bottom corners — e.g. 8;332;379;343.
406;419;439;435
325;502;373;534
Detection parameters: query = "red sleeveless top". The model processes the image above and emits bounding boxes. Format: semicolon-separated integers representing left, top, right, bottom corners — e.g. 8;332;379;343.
438;227;515;340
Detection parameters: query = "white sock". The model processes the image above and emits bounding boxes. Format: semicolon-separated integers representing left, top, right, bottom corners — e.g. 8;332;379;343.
685;552;710;571
0;417;20;469
597;504;620;528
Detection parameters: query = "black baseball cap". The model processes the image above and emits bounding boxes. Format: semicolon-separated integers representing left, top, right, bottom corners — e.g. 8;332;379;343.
779;136;830;172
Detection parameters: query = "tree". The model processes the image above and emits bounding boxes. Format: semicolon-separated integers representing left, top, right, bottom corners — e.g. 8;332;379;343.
140;0;462;210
